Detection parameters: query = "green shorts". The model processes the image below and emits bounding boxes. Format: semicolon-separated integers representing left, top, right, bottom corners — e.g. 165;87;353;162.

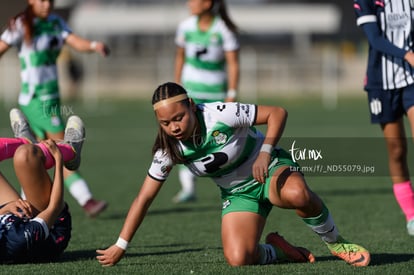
20;97;65;139
220;148;299;218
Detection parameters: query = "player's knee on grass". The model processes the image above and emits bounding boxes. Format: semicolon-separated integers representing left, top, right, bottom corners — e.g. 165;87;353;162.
224;247;257;266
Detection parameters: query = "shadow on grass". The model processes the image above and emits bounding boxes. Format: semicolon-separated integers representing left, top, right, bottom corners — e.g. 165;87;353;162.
59;246;209;262
317;187;390;197
369;253;414;265
59;249;414;267
314;253;414;266
100;205;219;220
59;250;98;262
127;247;204;257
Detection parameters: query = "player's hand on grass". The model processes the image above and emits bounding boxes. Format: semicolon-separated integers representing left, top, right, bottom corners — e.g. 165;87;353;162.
252;152;271;183
96;245;125;266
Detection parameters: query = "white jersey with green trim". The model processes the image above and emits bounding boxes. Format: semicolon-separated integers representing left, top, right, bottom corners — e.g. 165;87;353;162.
0;14;71;105
175;16;239;102
148;102;264;190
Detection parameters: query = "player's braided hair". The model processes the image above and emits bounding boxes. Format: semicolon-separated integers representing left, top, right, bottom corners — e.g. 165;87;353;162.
152;82;191;164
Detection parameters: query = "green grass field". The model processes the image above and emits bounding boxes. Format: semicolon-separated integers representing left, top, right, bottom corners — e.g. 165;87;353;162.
0;94;414;274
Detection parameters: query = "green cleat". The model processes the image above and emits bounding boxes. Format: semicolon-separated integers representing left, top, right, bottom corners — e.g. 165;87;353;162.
326;236;370;267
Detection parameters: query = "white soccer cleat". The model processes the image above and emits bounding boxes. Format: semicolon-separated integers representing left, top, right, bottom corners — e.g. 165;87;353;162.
9;108;37;143
407;219;414;236
64;115;85;171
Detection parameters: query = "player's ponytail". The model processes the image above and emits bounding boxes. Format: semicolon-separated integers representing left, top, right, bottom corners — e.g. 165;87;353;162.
211;0;238;34
5;5;34;45
152;82;191;164
22;5;35;45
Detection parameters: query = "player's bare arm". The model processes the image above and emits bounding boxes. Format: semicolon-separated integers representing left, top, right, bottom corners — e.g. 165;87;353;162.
96;175;164;266
36;140;65;229
65;34;110;57
0;40;10;58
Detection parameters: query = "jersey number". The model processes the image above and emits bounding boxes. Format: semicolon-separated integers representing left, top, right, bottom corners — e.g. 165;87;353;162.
196;46;208;59
200;152;228;173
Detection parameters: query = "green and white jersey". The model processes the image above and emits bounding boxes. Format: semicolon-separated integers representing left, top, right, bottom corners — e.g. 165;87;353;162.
175;16;239;102
0;14;71;105
148;102;263;190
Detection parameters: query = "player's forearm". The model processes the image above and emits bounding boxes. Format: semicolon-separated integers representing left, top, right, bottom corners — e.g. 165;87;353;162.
37;160;64;228
0;40;10;59
227;64;239;91
118;177;162;243
174;50;185;83
49;160;64;208
255;106;287;146
66;34;98;53
119;195;151;242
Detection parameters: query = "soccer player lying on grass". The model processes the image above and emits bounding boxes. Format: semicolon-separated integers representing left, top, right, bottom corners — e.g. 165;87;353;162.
0;109;84;263
97;82;370;267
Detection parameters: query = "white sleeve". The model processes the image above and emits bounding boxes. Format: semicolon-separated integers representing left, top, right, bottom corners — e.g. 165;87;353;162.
147;149;174;181
220;21;239;51
32;217;50;239
175;21;186;48
0;18;24;46
205;102;256;128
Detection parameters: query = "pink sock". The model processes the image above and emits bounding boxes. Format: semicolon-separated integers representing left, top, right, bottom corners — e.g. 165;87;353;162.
393;181;414;221
0;137;28;161
36;143;75;169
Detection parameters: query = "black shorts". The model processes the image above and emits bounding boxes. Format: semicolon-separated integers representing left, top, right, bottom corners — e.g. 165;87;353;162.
367;84;414;124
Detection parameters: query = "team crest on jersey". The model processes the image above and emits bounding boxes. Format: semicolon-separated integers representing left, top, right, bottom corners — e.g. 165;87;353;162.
370;98;382;115
222;199;231;209
161;165;172;174
212;130;227;145
51;116;61;126
210;33;219;44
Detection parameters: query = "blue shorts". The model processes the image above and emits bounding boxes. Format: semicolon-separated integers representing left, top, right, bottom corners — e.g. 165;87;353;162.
367;85;414;124
0;204;72;263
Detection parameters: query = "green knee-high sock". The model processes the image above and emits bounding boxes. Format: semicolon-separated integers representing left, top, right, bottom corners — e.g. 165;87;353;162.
64;172;92;206
302;203;339;243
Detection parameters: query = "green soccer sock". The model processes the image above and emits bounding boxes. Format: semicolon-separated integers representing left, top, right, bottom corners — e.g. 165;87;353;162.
302;203;339;243
64;172;92;206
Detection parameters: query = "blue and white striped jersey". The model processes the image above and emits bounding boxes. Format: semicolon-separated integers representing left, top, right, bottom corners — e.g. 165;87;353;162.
354;0;414;90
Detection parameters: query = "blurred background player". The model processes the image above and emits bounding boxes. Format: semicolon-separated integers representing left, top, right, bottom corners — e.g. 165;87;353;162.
0;109;85;263
173;0;240;203
354;0;414;235
0;0;109;217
